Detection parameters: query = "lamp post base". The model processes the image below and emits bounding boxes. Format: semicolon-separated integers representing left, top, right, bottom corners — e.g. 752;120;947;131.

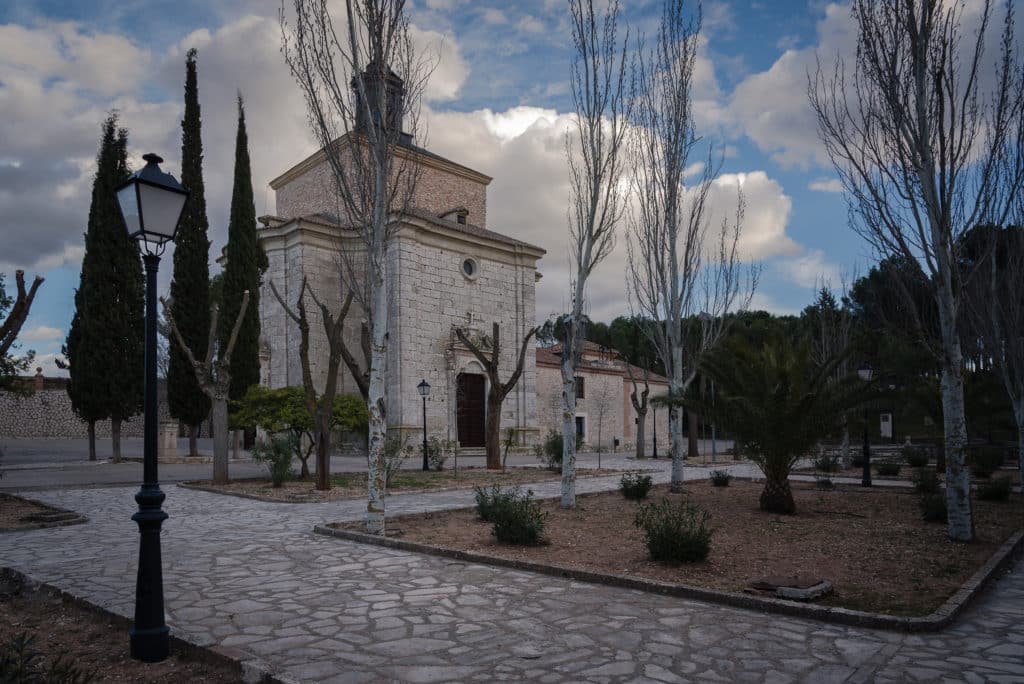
129;625;170;662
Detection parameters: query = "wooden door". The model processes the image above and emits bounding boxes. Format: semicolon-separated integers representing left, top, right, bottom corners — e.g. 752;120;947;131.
457;373;486;447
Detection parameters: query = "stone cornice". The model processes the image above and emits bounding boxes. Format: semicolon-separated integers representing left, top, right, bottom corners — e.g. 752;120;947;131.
269;134;493;190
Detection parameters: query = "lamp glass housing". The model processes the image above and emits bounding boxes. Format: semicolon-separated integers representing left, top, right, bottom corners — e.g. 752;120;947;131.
858;363;873;383
115;153;188;253
417;379;431;397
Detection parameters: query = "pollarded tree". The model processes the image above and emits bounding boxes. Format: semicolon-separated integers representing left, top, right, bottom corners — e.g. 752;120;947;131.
627;0;757;493
455;322;538;470
0;271;43;392
810;0;1024;540
560;0;632;508
280;0;431;532
64;115;144;462
218;95;267;405
162;292;249;484
168;48;212;457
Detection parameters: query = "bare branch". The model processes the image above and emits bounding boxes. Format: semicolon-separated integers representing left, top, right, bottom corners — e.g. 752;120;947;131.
0;271;45;357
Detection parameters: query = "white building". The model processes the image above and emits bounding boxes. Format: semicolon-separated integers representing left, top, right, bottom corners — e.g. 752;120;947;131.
257;70;545;449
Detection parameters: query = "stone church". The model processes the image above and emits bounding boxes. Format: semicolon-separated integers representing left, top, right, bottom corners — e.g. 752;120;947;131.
256;70;546;449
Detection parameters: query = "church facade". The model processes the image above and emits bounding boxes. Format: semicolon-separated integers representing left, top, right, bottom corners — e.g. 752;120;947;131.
257;124;546;449
255;67;672;455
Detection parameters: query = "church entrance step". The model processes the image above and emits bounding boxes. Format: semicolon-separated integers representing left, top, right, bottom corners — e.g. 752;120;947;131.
457;448;487;457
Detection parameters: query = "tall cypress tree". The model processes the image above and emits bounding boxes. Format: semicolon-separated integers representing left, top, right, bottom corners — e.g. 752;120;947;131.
64;114;144;462
168;48;212;456
218;95;267;403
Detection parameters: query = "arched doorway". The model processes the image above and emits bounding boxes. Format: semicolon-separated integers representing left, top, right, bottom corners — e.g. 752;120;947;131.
456;373;486;448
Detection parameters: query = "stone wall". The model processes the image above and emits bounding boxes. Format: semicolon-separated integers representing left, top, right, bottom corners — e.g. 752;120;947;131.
390;229;540;446
274;148;489;229
0;383;171;439
535;363;670;452
259;220;543;447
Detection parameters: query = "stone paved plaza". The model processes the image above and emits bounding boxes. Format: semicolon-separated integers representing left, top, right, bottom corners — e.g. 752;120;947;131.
1;457;1022;683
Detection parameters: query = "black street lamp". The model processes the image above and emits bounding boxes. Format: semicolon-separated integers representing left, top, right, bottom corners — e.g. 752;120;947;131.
418;379;431;471
115;153;188;663
858;362;874;488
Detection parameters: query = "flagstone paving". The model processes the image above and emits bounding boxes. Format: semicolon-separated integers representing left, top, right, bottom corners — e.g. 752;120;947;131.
1;458;1021;683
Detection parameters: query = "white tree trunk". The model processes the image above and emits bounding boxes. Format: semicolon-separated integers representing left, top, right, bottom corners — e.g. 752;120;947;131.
1014;399;1024;496
365;275;389;534
937;286;973;542
212;398;229;485
560;355;577;508
669;402;684;492
669;347;685;492
840;417;850;468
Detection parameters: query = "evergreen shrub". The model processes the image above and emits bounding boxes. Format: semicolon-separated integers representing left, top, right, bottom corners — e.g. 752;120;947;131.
634;499;712;563
489;488;546;545
619;471;654;500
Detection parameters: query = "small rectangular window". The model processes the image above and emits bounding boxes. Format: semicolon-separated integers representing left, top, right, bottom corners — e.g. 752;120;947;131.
575;416;585;439
575;376;585;399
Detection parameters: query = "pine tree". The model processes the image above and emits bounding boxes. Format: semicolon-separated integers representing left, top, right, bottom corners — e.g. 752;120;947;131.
218;95;267;404
168;48;212;456
64;114;144;462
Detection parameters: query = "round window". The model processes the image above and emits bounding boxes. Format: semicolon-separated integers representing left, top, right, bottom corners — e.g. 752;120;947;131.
462;258;477;278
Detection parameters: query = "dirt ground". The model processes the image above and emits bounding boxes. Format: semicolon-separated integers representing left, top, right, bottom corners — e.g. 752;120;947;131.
351;479;1024;616
795;464;1022;485
0;493;83;532
187;466;625;503
0;578;241;683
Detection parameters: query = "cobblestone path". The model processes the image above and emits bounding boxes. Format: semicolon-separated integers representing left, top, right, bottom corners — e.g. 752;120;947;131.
1;460;1021;683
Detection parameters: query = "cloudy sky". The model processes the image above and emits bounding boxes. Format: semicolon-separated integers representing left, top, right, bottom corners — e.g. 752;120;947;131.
2;0;1004;375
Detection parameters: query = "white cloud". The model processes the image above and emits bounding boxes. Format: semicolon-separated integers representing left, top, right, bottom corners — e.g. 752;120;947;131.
480;8;508;24
809;178;844;193
777;248;841;289
425;106;801;324
19;325;63;342
713;171;799;261
748;291;801;316
30;352;67;378
517;16;547;35
727;4;856;169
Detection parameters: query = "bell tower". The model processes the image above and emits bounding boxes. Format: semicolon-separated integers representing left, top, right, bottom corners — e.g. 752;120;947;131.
351;61;412;146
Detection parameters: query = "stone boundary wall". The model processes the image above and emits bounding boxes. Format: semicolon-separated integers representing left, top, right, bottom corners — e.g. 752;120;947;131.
0;385;171;440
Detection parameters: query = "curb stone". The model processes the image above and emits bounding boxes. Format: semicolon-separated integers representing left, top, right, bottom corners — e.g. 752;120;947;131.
0;567;288;684
314;524;1023;633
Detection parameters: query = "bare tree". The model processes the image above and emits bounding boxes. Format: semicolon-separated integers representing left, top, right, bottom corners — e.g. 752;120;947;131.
270;280;362;490
161;292;249;484
561;0;632;508
590;375;617;467
625;361;650;459
0;271;44;390
455;322;538;470
281;0;430;533
810;0;1024;541
627;0;757;493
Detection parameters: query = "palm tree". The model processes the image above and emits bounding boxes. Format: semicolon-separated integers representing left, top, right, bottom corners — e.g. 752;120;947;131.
677;337;866;513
